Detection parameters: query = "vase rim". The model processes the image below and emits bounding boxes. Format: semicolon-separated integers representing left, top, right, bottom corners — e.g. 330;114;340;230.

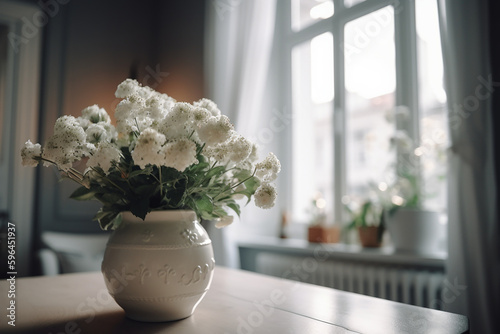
121;210;197;223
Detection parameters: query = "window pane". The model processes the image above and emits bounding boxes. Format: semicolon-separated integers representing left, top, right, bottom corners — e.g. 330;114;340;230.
344;7;396;210
416;0;448;212
292;0;334;31
292;32;334;223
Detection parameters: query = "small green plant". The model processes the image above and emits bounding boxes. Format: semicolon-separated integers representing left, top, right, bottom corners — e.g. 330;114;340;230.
345;200;385;243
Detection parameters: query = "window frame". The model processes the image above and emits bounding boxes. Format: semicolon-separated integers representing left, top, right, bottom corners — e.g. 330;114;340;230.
279;0;420;225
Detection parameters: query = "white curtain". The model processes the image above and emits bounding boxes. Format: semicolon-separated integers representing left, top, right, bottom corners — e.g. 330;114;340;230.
438;1;499;333
204;0;277;267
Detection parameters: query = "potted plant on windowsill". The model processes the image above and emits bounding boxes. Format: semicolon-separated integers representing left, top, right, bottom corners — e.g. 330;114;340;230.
307;194;340;243
381;128;446;254
345;200;385;248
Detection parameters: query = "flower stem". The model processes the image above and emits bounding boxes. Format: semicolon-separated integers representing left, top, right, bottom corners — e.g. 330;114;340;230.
159;166;163;196
134;118;141;133
231;168;257;190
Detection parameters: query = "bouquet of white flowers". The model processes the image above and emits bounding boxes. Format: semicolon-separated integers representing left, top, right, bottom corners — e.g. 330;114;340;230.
21;79;280;230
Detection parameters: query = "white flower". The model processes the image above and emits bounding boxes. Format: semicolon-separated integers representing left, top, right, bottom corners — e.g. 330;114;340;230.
41;115;87;170
194;98;221;117
41;137;73;170
247;143;259;164
197;115;234;146
254;183;277;209
159;122;192;142
101;122;118;143
77;117;92;130
145;96;168;121
131;128;167;168
168;102;194;124
215;215;234;228
255;152;281;182
157;93;177;110
115;79;157;100
85;124;109;144
21;140;41;167
203;145;227;162
53;116;86;145
135;85;155;100
192;107;211;124
20;78;283;226
239;143;259;170
203;135;253;166
115;78;141;98
226;135;252;164
115;94;147;134
87;142;121;173
158;102;195;141
81;105;111;124
162;139;198;172
74;142;96;158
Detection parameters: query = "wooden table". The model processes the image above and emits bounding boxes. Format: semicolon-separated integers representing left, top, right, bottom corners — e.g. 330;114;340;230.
0;267;469;333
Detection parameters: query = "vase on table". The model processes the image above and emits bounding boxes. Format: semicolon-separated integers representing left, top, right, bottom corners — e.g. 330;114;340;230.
101;210;215;322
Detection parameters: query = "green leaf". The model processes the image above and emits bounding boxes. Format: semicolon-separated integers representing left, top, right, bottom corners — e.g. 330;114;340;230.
188;162;209;173
70;186;96;201
205;166;226;180
346;219;357;230
232;169;252;180
130;197;150;220
95;192;123;204
226;202;241;217
128;166;153;178
134;184;158;196
161;166;182;181
195;194;213;214
212;206;227;217
243;176;260;193
201;211;217;221
94;209;120;230
165;178;187;207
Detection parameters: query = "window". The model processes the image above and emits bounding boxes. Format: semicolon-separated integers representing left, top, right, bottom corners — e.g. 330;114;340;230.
281;0;447;225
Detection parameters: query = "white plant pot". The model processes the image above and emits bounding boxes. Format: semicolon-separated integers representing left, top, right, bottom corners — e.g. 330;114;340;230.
386;209;443;254
101;210;215;322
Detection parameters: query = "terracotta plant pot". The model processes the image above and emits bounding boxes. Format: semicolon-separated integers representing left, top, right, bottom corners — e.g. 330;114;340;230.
357;226;382;248
308;225;341;243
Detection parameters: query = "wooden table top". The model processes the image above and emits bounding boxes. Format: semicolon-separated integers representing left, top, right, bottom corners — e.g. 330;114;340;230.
0;266;468;333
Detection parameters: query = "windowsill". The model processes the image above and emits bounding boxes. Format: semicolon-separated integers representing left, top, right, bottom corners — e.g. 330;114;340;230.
238;235;447;270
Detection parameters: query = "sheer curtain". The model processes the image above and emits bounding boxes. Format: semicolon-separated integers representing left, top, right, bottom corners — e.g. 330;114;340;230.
204;0;278;267
438;1;499;333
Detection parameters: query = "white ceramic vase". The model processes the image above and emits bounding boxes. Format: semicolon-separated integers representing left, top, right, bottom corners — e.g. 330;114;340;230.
386;209;444;254
101;210;215;322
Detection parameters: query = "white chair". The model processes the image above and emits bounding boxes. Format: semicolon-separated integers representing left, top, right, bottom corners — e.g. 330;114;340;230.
38;232;110;275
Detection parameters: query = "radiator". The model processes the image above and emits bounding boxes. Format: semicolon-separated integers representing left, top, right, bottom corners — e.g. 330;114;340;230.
255;253;445;310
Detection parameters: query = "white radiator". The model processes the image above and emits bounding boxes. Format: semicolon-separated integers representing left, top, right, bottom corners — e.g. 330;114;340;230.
255;253;445;310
